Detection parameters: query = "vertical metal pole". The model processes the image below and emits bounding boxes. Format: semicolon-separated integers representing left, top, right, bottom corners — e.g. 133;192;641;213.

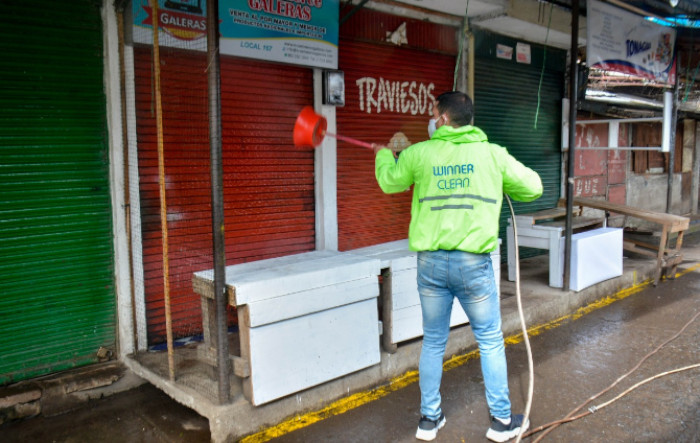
116;7;139;354
564;0;579;291
206;0;230;404
666;67;680;213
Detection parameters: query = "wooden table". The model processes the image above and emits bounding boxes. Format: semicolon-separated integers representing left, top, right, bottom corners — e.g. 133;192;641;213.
571;197;690;286
507;207;604;288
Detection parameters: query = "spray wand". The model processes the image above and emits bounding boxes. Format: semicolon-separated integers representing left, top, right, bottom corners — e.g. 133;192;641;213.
293;106;375;150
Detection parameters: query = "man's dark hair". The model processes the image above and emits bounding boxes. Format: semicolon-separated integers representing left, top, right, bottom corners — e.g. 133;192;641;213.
436;91;473;127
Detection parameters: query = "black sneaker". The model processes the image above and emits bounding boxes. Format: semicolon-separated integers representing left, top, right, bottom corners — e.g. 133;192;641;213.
415;412;446;441
485;414;529;442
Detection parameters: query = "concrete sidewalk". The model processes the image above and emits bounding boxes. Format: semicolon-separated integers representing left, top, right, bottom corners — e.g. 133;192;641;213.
2;227;700;442
241;228;700;441
270;242;700;442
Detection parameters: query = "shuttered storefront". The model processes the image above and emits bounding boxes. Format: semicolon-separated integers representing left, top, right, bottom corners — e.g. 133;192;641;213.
0;0;115;384
337;9;458;251
473;30;566;252
134;49;315;343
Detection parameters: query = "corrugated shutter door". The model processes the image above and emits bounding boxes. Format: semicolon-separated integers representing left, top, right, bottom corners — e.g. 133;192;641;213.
134;49;314;343
337;40;456;251
0;0;115;384
473;31;566;255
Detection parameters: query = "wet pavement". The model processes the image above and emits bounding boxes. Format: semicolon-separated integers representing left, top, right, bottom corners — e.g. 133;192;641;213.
2;253;699;442
270;267;700;443
1;382;211;443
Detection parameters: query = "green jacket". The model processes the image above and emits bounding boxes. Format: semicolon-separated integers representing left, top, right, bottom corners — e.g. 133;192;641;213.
375;124;543;253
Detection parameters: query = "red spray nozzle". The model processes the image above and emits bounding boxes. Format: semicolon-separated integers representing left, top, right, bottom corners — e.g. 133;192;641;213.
293;106;374;150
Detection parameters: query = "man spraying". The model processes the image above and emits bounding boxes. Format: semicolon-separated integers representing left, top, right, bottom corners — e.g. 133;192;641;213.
374;91;542;442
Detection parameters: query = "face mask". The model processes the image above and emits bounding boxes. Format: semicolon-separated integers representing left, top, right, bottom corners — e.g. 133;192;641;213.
428;118;437;138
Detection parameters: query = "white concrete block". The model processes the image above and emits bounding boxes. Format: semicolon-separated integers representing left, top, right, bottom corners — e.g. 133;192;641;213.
389;299;468;343
193;251;380;305
350;240;416;271
352;240;500;347
245;277;379;327
559;227;623;291
246;299;380;405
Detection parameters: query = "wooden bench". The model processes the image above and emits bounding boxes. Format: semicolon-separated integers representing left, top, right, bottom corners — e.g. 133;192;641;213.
571;197;689;286
192;250;381;405
507;207;605;288
351;240;501;353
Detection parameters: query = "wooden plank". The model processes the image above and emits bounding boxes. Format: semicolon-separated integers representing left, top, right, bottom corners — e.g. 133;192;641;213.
380;268;397;353
244;299;380;406
573;197;689;231
192;250;381;305
514;207;567;225
538;216;604;231
625;238;661;252
245;277;379;327
623;241;658;258
195;346;251;378
238;305;254;401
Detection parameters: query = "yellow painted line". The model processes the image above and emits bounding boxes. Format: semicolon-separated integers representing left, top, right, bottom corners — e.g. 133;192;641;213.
240;370;420;443
240;262;700;442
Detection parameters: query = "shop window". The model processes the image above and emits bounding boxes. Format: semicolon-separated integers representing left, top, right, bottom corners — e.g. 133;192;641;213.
632;122;682;174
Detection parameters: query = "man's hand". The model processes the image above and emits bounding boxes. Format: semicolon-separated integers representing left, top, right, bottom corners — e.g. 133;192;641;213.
372;143;390;156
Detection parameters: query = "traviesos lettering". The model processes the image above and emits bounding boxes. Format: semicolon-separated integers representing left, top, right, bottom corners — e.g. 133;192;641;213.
356;77;435;115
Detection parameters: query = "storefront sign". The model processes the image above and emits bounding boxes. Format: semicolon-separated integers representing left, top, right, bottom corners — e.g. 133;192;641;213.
132;0;208;50
132;0;338;69
355;77;436;115
587;0;676;84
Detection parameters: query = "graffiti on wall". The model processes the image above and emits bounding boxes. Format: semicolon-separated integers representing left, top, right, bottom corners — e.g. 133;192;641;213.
355;77;436;115
574;176;607;197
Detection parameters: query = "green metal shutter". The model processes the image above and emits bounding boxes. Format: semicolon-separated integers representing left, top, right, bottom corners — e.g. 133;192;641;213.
0;0;115;384
473;30;566;256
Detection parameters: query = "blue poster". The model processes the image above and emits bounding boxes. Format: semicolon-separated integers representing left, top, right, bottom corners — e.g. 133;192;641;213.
133;0;338;69
587;0;676;84
219;0;338;69
132;0;208;50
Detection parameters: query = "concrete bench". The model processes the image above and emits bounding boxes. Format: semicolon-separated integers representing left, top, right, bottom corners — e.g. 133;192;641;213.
352;239;500;353
192;250;381;406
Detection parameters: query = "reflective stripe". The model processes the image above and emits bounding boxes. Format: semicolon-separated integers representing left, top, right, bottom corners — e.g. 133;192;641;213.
430;204;474;211
420;193;498;204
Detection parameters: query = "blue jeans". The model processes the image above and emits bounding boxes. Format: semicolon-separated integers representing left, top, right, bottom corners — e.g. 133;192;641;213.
417;249;511;421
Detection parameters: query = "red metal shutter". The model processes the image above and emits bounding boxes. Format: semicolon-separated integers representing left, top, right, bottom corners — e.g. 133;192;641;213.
134;48;314;343
337;10;457;251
